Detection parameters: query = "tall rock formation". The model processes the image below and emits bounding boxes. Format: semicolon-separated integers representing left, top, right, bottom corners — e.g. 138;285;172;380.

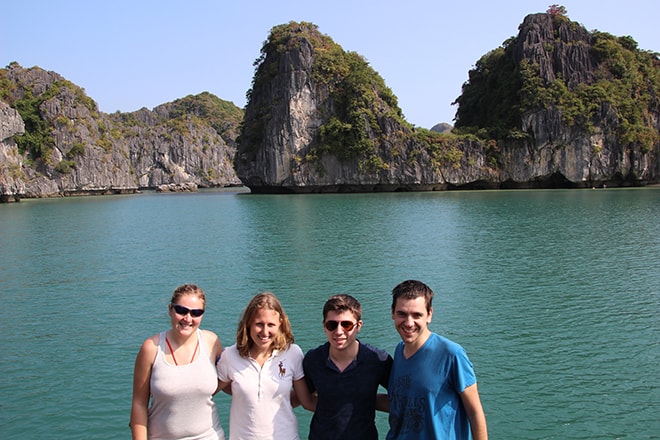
456;12;660;187
234;22;493;193
0;63;242;200
236;16;659;192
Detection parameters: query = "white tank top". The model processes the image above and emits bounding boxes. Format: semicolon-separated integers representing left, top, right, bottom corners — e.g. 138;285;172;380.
147;330;225;440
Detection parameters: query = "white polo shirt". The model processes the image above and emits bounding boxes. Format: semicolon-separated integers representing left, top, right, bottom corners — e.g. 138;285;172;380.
217;343;304;440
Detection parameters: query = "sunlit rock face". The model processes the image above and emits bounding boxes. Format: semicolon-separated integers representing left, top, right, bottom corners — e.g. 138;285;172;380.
0;64;241;200
236;18;658;193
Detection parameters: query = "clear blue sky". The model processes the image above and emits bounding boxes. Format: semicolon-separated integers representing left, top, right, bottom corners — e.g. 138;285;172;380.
2;0;658;129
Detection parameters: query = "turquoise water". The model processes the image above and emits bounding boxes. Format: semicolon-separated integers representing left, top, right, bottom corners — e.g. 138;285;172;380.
0;188;658;439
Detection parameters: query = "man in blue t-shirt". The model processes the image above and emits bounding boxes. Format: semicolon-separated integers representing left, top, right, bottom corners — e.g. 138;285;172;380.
387;280;488;440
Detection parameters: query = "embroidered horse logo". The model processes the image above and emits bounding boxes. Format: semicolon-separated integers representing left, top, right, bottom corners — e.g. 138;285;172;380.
278;361;286;378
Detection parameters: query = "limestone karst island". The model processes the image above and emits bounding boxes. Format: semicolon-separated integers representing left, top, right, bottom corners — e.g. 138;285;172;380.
1;9;659;201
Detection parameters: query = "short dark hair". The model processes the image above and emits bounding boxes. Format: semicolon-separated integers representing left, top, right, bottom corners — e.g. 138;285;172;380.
323;294;362;321
391;280;434;313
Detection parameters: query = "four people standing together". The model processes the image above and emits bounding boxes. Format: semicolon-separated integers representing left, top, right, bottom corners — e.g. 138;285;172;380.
131;281;488;439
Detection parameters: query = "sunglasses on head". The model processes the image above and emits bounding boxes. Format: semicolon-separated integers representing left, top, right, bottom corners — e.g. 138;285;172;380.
324;320;356;332
171;303;205;318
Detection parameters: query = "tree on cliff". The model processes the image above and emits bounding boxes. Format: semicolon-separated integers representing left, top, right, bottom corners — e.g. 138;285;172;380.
546;4;567;17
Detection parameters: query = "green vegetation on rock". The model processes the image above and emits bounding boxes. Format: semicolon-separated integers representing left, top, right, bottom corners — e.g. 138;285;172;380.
11;89;53;159
1;63;98;160
244;21;406;170
315;48;402;164
453;12;660;152
169;92;243;138
452;40;523;140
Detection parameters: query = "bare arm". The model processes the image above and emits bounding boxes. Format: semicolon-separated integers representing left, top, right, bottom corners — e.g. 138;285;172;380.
293;378;316;411
291;388;317;408
130;336;158;440
214;379;231;396
290;388;300;408
460;383;488;440
214;344;232;396
375;392;390;413
220;382;232;395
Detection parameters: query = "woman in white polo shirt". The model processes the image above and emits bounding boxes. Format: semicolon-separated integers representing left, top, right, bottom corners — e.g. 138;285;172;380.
216;291;315;440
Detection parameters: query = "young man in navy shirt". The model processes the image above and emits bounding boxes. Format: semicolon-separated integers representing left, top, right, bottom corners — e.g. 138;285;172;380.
303;294;392;440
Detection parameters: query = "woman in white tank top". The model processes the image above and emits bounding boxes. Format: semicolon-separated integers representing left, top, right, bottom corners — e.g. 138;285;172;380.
130;284;226;440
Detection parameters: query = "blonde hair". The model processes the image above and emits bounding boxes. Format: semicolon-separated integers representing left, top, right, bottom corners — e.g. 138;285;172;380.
170;284;206;307
236;292;294;357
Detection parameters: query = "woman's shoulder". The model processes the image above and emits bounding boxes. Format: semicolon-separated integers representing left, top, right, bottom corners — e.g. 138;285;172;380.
136;332;162;361
220;343;239;355
217;344;241;366
280;343;304;357
200;329;223;358
200;328;219;341
143;332;163;347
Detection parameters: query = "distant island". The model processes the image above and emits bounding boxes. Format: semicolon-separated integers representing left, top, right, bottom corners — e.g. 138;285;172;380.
1;6;658;201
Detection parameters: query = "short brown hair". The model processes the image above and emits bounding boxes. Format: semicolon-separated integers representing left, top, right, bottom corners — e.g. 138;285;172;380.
322;294;362;321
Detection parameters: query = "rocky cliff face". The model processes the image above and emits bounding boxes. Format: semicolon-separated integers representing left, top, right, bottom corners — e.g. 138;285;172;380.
513;13;597;90
3;13;658;199
235;17;659;192
0;101;25;201
0;63;241;200
501;13;659;186
497;105;658;187
234;23;498;192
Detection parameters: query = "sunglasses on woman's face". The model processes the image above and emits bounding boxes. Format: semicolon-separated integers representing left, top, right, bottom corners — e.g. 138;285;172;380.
324;320;356;332
171;303;205;318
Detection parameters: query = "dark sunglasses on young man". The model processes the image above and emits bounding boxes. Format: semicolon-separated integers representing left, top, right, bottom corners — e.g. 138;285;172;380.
324;320;356;332
171;303;205;317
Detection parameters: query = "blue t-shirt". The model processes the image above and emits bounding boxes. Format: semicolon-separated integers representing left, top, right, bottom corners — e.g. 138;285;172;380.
303;340;393;440
387;333;477;440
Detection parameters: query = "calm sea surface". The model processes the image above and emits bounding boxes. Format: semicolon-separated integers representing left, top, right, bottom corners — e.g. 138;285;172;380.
0;188;658;439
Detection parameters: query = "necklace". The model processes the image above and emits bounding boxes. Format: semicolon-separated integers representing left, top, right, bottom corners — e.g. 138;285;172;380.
165;335;199;366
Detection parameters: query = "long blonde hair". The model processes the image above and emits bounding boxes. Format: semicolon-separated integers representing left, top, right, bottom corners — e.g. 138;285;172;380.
236;292;294;357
